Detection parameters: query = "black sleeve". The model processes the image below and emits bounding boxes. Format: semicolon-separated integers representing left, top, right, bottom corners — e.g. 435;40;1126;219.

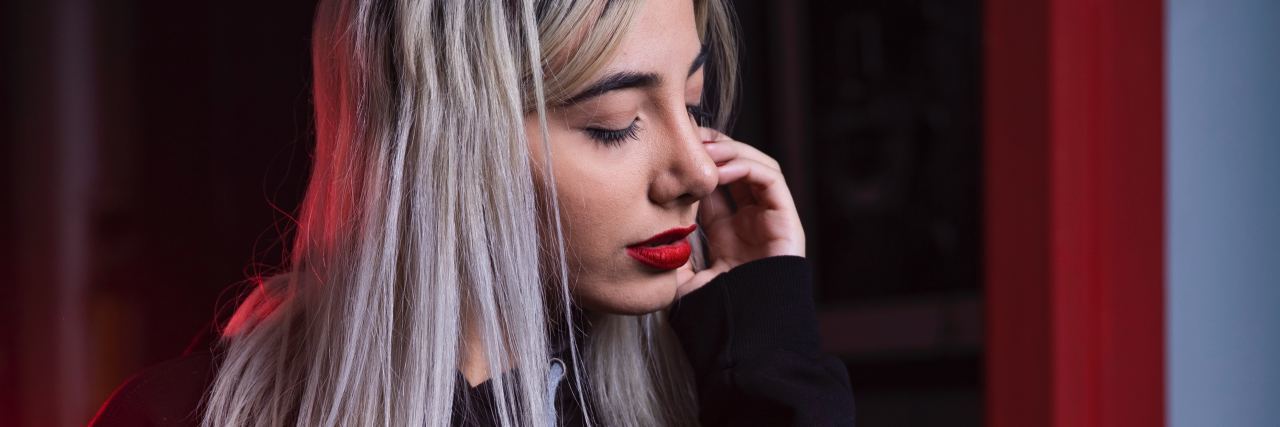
668;256;856;426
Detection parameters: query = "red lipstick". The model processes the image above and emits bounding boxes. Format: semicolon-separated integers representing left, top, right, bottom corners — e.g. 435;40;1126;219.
626;224;697;270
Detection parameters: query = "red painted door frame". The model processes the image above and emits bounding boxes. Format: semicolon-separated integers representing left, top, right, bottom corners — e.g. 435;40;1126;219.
984;0;1164;426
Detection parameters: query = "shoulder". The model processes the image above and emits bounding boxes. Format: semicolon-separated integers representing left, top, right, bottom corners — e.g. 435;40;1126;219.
90;349;218;427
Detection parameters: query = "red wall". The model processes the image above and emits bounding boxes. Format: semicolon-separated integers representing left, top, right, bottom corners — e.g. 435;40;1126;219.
984;0;1165;425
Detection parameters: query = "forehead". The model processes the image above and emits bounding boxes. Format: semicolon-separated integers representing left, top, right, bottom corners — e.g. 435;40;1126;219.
601;0;702;77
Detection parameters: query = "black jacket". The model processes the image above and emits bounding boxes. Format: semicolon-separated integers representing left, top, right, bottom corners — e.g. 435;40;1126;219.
92;256;856;426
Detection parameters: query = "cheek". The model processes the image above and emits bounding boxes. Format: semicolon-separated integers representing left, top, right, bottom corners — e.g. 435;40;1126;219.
552;149;672;312
528;119;677;314
554;156;640;261
545;127;652;261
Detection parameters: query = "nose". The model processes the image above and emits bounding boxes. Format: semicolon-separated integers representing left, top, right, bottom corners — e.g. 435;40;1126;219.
648;109;718;207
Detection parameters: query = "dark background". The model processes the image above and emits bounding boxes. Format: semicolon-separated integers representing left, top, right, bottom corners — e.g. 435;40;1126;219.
734;2;983;425
2;0;983;425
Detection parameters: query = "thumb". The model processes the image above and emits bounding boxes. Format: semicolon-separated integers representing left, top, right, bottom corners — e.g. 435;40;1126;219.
675;261;695;285
676;267;723;299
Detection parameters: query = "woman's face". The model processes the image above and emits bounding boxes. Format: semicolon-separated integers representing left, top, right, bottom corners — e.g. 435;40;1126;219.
526;0;716;315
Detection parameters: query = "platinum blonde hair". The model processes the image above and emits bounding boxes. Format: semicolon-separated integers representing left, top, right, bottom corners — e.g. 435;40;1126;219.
202;0;739;425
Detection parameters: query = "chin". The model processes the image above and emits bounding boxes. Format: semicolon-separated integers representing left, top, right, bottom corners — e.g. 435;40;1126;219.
575;271;680;316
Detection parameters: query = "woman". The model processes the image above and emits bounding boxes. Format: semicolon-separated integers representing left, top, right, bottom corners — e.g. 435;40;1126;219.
92;0;855;425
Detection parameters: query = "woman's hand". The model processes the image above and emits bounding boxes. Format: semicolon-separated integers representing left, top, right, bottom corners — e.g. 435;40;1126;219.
676;128;806;298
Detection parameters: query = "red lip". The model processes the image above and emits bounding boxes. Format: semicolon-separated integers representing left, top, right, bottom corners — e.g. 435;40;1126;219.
626;224;697;270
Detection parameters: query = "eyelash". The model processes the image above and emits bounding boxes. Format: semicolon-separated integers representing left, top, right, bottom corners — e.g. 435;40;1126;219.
585;118;642;147
584;105;712;147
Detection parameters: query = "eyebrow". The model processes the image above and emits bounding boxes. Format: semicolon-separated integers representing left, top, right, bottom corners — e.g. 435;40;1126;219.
559;44;710;107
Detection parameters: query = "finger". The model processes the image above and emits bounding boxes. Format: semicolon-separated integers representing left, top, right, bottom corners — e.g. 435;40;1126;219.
698;127;781;171
675;259;695;285
697;127;734;143
716;157;795;211
676;267;726;299
702;142;738;166
722;140;781;171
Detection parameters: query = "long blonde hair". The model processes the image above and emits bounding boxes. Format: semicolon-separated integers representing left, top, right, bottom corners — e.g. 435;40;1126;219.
202;0;739;425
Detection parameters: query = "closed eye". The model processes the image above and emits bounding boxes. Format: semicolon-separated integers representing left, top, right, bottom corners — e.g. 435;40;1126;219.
586;104;710;148
584;118;641;147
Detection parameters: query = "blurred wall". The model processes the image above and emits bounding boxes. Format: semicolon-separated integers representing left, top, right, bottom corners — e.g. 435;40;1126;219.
1167;0;1280;426
3;1;317;424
